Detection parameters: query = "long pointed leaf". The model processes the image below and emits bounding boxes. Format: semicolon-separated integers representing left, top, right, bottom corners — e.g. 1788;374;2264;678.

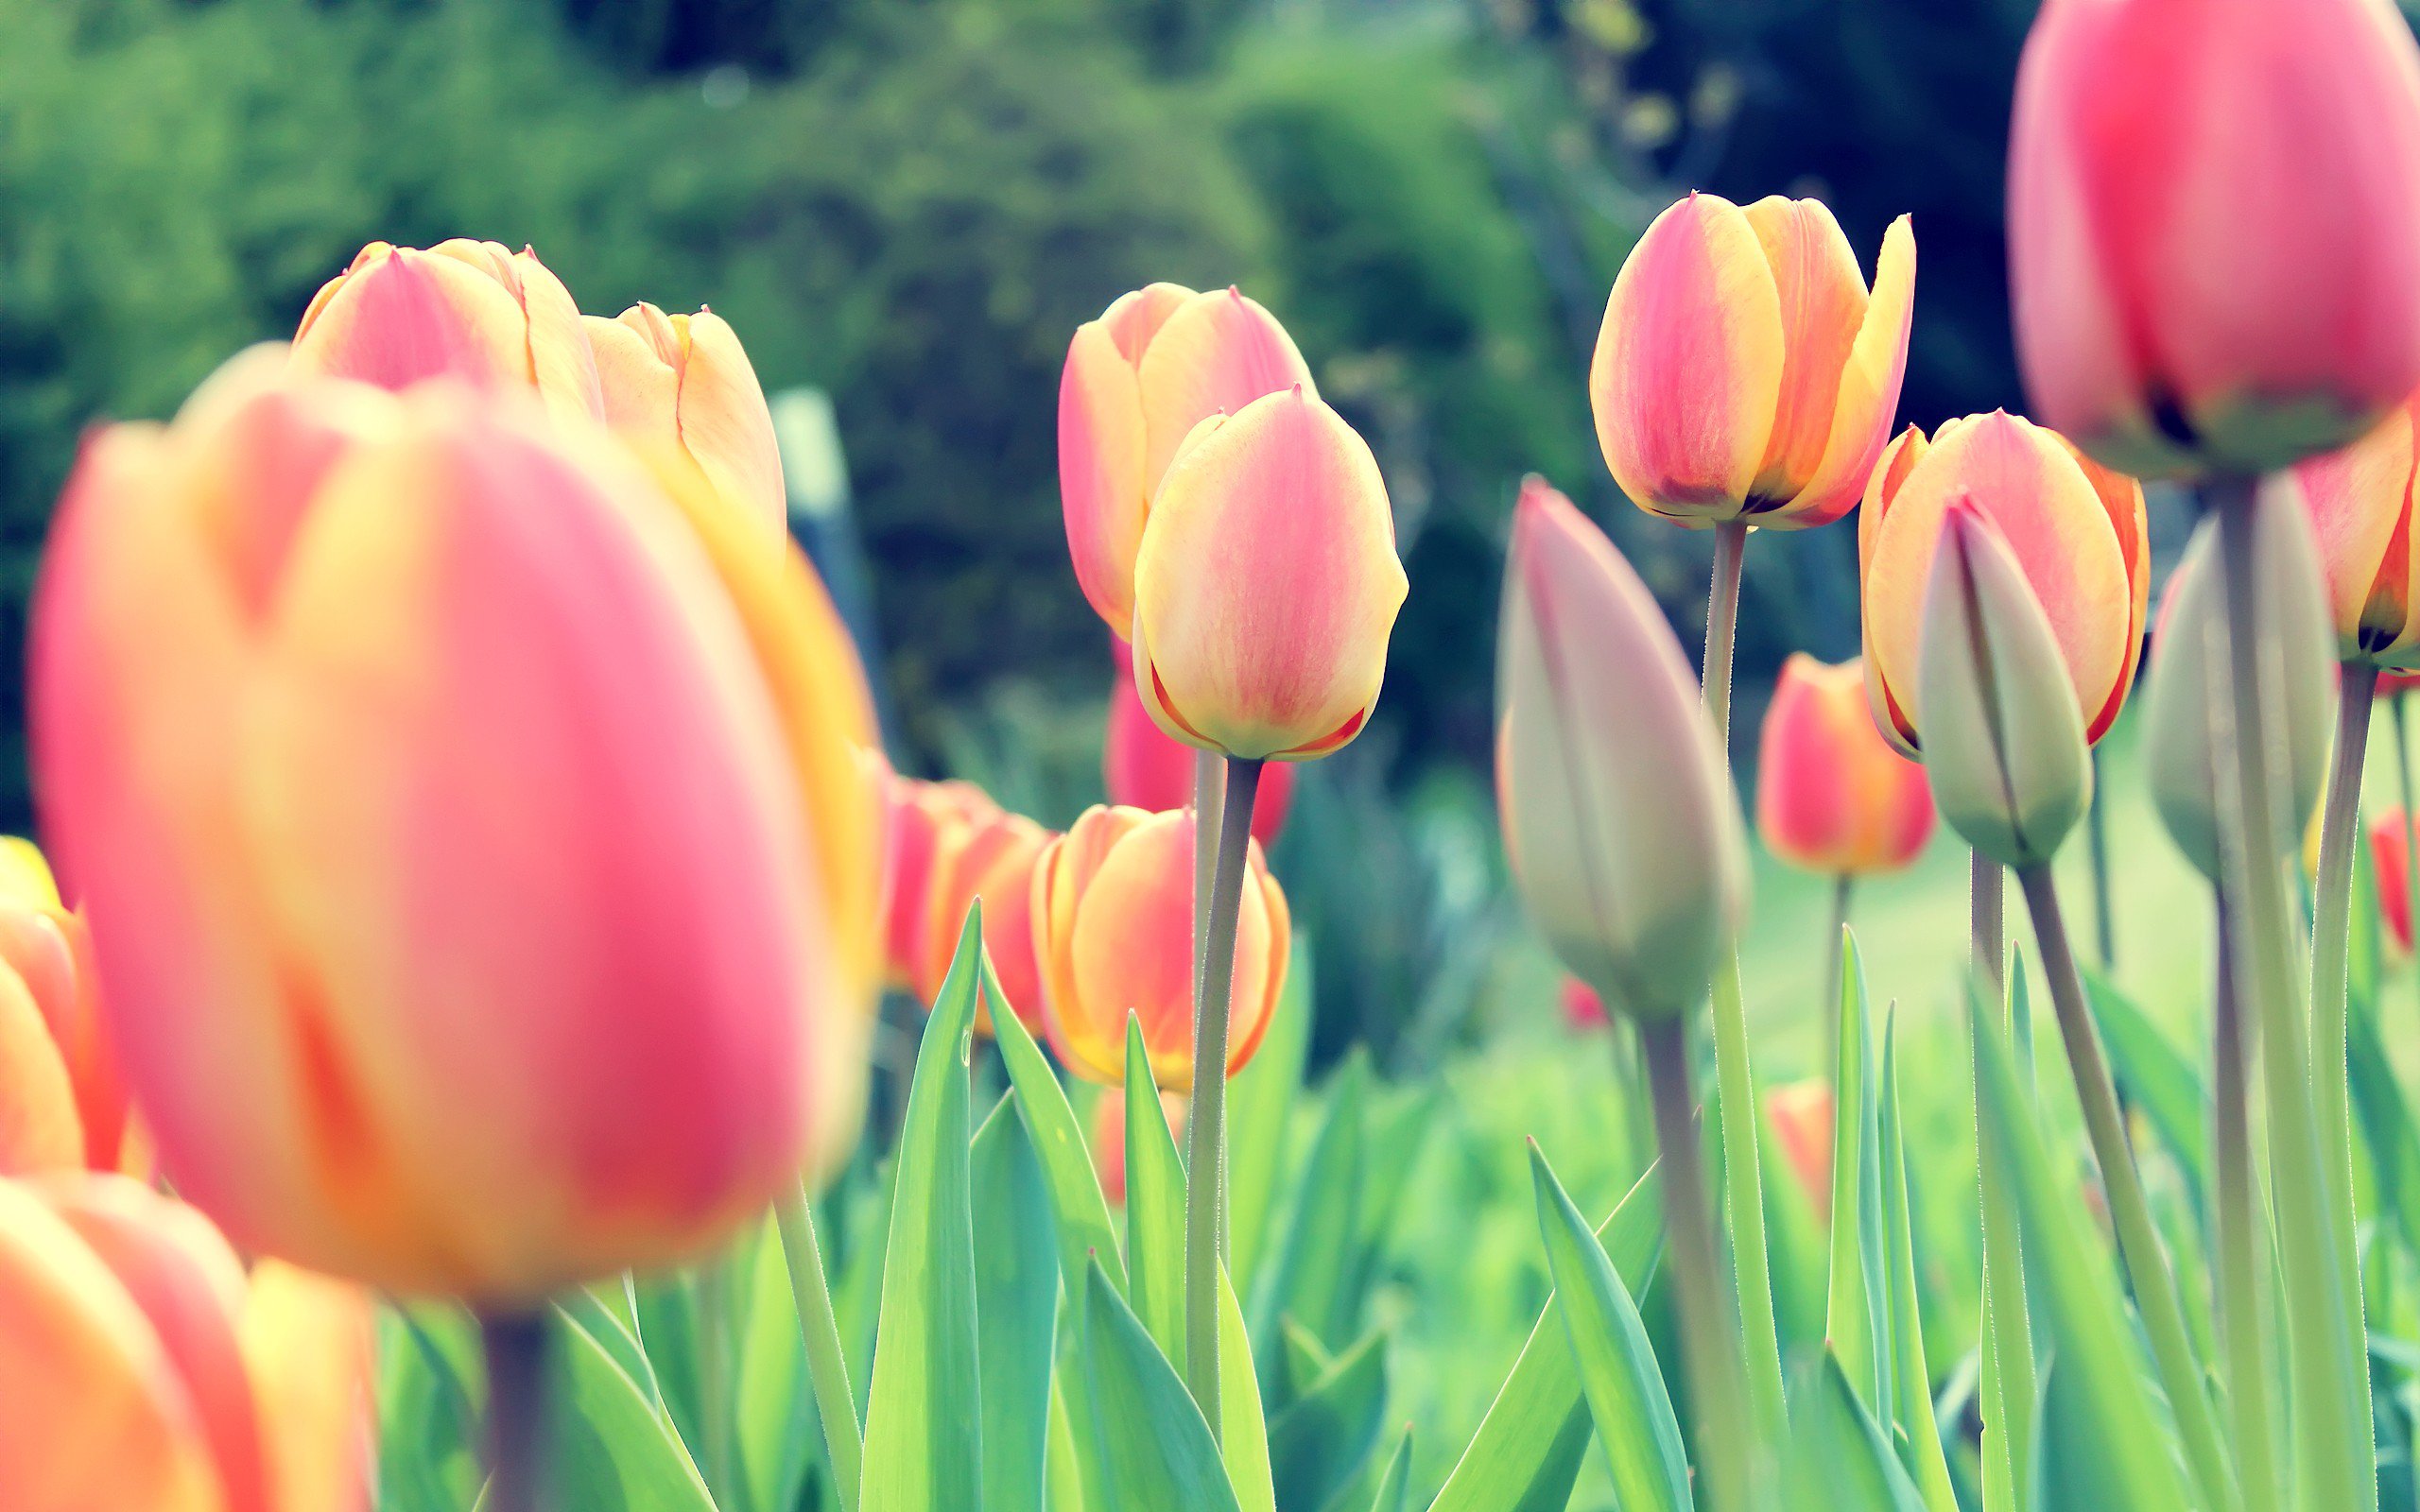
1124;1014;1189;1368
986;952;1126;1295
1878;1014;1959;1512
1078;1258;1245;1512
975;1094;1060;1512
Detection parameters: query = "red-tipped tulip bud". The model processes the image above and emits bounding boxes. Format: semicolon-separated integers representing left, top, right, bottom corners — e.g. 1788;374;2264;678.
291;240;603;422
2008;0;2420;477
1915;506;2094;869
1754;654;1933;876
588;304;786;531
1496;479;1748;1019
1059;284;1315;634
1103;639;1292;844
1131;387;1407;760
1591;193;1915;529
2373;809;2416;955
2140;492;2335;882
1032;805;1288;1091
2280;393;2420;667
1860;411;2148;755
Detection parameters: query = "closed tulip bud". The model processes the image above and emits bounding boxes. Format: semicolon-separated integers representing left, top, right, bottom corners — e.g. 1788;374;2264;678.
1103;638;1293;844
913;805;1053;1036
588;303;786;531
1754;654;1934;876
1915;506;2095;869
0;849;135;1177
0;1173;375;1512
1591;193;1916;529
2373;809;2416;955
1033;805;1288;1091
2279;393;2420;666
1496;479;1748;1019
2008;0;2420;478
1060;284;1316;634
1860;411;2149;756
1132;387;1408;760
291;240;603;422
31;351;847;1298
2140;492;2336;881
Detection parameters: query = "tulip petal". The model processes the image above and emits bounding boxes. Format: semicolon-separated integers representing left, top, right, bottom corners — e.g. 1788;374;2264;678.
1746;198;1871;500
1101;283;1197;364
1135;287;1316;494
240;1261;376;1512
2293;401;2419;659
287;247;527;395
673;311;787;528
427;241;605;424
1772;215;1917;529
1060;320;1152;631
0;963;82;1176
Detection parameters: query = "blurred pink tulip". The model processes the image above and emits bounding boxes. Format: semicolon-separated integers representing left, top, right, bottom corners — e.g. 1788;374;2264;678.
1103;638;1292;844
1561;978;1609;1031
1755;654;1933;877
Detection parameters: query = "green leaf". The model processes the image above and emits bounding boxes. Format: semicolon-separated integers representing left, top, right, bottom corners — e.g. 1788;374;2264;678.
1077;1258;1245;1512
1426;1162;1665;1512
1232;931;1315;1292
2079;968;2210;1206
1366;1432;1412;1512
1825;929;1892;1416
986;950;1127;1295
1877;1015;1959;1512
549;1306;720;1512
975;1094;1061;1512
858;905;985;1512
377;1306;481;1512
1221;1266;1279;1512
1528;1143;1690;1512
1789;1352;1927;1512
1256;1053;1370;1366
1045;1374;1085;1512
1123;1014;1190;1368
1267;1328;1389;1512
735;1216;817;1512
562;1280;665;1419
1976;962;2036;1512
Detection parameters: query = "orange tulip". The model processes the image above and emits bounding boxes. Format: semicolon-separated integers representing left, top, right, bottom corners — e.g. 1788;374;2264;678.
2281;392;2420;667
2008;0;2420;478
1590;193;1916;529
1059;284;1315;635
911;801;1053;1036
1131;387;1407;761
0;840;136;1177
1033;805;1288;1090
882;777;1001;988
588;303;787;531
1103;638;1292;845
1087;1087;1189;1208
1765;1080;1836;1219
1859;412;2148;756
30;351;850;1299
0;1172;375;1512
1754;655;1933;876
291;240;603;422
2376;808;2417;956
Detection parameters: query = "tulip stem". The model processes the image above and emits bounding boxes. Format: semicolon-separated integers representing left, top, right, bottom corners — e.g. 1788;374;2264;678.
479;1310;554;1512
1192;749;1226;1005
2015;865;2237;1512
1823;874;1851;1081
1695;517;1788;1446
2212;898;2281;1512
2397;694;2420;1012
2207;473;2373;1512
1638;1014;1754;1512
2312;662;2375;1314
1184;755;1263;1436
776;1184;862;1512
2087;746;2118;968
1969;850;2004;999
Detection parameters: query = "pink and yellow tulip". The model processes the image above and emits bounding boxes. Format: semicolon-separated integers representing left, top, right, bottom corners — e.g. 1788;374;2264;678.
2376;809;2417;956
30;351;856;1299
882;777;1002;988
588;303;787;531
2279;392;2420;667
1104;639;1292;845
1754;654;1933;877
1059;284;1315;635
0;842;137;1177
1033;805;1288;1090
1590;193;1916;529
1130;387;1407;761
1859;411;2148;756
910;801;1053;1036
2008;0;2420;477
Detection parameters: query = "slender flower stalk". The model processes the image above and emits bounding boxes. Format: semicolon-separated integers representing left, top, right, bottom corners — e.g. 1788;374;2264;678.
2311;663;2377;1317
1823;875;1851;1078
777;1186;862;1512
2088;748;2118;967
1970;851;2004;999
2399;695;2420;1012
1192;748;1225;1033
481;1311;554;1512
2211;901;2281;1512
1183;757;1265;1434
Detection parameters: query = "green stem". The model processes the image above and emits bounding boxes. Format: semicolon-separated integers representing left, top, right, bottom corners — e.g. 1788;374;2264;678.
1192;749;1225;1003
1696;518;1788;1442
1183;756;1263;1435
2313;662;2376;1331
2397;694;2419;1010
1824;874;1851;1087
2211;899;2280;1512
696;1253;740;1507
1971;850;2005;1000
2016;866;2237;1512
2088;745;2118;968
776;1185;861;1512
479;1310;554;1512
1640;1015;1755;1512
2207;475;2372;1512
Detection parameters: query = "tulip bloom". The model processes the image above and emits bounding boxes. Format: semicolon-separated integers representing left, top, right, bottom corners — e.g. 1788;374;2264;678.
1754;655;1933;876
1590;194;1916;528
1060;284;1315;635
0;848;134;1177
1765;1081;1836;1218
2375;810;2417;955
910;803;1053;1036
1033;805;1288;1090
882;777;1002;988
2281;393;2420;667
0;1173;375;1512
1103;639;1292;844
1131;387;1408;760
2008;0;2420;478
1860;412;2149;756
291;240;603;422
1497;479;1748;1019
31;351;850;1299
588;303;787;531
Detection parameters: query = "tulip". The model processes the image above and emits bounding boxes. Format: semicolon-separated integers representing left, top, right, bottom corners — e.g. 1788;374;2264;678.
2142;495;2335;882
2375;810;2417;956
1088;1087;1191;1208
911;801;1053;1036
1131;387;1408;761
882;777;1002;988
1032;805;1288;1091
30;350;847;1299
2281;393;2420;667
1860;411;2149;757
2007;0;2420;478
0;850;135;1177
1764;1081;1836;1219
0;1172;375;1512
1562;977;1609;1032
1590;193;1916;529
291;240;603;422
1496;478;1748;1020
1754;654;1933;876
588;303;786;531
1104;638;1292;845
1059;284;1316;635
